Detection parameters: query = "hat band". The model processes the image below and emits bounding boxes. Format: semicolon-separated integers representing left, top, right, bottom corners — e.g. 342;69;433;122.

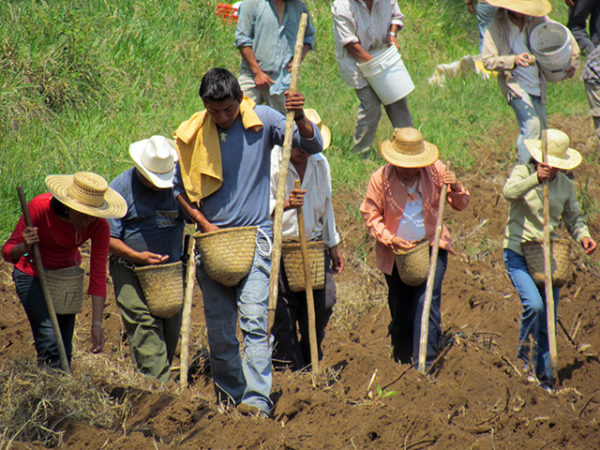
68;181;106;207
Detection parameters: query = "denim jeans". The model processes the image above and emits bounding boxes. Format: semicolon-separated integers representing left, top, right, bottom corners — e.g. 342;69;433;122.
509;91;547;163
196;230;273;414
384;249;447;368
504;249;560;384
476;3;497;52
13;268;75;369
109;258;182;383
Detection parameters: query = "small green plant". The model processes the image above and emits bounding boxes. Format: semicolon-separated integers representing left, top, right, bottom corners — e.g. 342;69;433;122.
376;385;398;399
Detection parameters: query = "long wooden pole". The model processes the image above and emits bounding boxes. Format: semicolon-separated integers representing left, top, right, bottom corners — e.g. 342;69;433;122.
294;179;320;374
180;227;196;388
418;162;450;374
17;187;71;373
268;13;308;337
541;130;558;388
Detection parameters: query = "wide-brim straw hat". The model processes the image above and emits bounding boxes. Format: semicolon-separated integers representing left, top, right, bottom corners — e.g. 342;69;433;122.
46;172;127;219
380;127;439;168
486;0;551;17
524;129;582;170
305;108;331;150
129;135;178;189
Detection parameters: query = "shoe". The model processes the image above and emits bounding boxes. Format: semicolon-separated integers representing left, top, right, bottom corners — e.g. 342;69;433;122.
237;403;270;419
540;383;554;394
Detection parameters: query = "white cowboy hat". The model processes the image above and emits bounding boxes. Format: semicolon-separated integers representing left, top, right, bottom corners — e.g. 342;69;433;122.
129;135;178;188
304;108;331;150
46;172;127;219
485;0;551;17
525;129;582;170
380;127;439;168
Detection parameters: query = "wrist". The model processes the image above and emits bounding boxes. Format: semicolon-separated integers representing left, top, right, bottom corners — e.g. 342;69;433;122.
388;31;396;37
294;110;305;121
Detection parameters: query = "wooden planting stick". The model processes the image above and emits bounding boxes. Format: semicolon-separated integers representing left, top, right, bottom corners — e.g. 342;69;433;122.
267;13;308;337
541;130;558;388
17;187;71;373
418;162;450;374
180;228;196;388
294;179;319;374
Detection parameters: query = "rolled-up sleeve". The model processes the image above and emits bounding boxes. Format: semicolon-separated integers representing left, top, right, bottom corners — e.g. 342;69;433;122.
390;1;404;29
234;0;255;48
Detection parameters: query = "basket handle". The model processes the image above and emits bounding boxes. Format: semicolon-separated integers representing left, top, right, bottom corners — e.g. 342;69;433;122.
256;227;272;258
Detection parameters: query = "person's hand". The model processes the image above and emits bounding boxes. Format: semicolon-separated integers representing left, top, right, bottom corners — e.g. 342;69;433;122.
582;237;597;255
565;65;576;78
514;53;535;67
91;323;104;353
203;222;220;233
133;251;169;266
284;91;306;119
329;245;345;274
254;70;274;90
565;0;575;7
537;163;558;182
391;236;416;252
21;226;39;252
387;34;401;50
441;171;460;191
284;188;305;210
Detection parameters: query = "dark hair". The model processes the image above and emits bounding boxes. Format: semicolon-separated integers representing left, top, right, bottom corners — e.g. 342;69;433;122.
199;68;242;103
50;196;71;219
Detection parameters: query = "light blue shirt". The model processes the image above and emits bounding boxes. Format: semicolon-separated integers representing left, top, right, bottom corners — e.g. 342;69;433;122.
235;0;315;95
173;105;322;233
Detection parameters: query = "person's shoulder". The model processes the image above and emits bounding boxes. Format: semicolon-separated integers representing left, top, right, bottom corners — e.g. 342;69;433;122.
31;192;52;210
255;104;283;124
109;167;135;192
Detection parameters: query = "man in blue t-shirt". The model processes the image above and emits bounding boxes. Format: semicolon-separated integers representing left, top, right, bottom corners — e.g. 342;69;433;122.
173;68;322;418
108;135;185;383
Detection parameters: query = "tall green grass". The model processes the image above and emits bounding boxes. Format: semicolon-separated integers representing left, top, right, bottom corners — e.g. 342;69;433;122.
0;0;585;241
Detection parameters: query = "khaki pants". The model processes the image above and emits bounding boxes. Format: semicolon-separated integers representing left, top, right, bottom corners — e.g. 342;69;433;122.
109;258;182;383
238;72;287;115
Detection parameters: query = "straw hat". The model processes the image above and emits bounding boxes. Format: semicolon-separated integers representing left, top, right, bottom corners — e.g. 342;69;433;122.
304;108;331;150
46;172;127;219
380;128;439;168
129;135;178;188
524;129;582;170
485;0;551;17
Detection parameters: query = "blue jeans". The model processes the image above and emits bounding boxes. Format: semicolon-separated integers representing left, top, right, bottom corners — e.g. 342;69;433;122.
384;249;447;368
509;91;547;163
13;268;75;369
504;249;559;384
196;230;273;414
476;3;497;52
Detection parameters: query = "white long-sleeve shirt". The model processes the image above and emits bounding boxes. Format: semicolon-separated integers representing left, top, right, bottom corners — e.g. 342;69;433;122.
270;146;341;248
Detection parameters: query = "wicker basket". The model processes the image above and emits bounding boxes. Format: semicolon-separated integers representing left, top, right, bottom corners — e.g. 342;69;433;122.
282;241;325;292
134;261;184;318
195;226;257;287
393;240;430;287
521;239;571;288
45;266;85;314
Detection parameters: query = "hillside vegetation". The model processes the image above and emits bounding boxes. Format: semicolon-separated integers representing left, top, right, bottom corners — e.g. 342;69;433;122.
0;0;586;240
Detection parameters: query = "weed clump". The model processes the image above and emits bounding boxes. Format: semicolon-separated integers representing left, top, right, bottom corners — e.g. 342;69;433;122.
0;359;129;447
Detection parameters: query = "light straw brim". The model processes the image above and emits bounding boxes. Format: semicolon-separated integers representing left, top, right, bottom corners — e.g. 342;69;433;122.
380;140;439;168
485;0;551;17
524;140;582;170
45;175;127;219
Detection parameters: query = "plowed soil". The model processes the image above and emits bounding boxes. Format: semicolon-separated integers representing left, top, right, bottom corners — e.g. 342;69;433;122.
1;116;600;449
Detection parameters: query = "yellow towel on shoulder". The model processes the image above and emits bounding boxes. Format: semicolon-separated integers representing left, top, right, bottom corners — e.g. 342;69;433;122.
174;97;263;202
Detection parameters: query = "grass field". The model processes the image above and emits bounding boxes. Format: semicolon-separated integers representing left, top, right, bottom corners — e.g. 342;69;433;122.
0;0;587;241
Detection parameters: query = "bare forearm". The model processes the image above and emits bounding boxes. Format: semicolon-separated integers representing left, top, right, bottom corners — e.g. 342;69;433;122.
91;295;104;323
239;46;262;75
176;193;214;232
345;42;372;62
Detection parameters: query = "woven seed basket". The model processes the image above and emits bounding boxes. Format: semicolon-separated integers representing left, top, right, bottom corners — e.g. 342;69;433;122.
282;240;325;292
46;266;85;314
521;238;571;288
195;226;257;287
134;261;184;318
393;239;430;287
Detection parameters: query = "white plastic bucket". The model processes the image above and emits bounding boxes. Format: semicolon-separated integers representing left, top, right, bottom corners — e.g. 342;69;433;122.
357;46;415;105
530;22;572;83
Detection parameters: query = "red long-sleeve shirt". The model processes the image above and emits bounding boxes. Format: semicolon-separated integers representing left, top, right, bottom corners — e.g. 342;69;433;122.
2;193;110;297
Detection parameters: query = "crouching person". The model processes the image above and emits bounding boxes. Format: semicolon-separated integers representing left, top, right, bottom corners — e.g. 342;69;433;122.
108;136;185;383
270;111;344;371
360;128;469;368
